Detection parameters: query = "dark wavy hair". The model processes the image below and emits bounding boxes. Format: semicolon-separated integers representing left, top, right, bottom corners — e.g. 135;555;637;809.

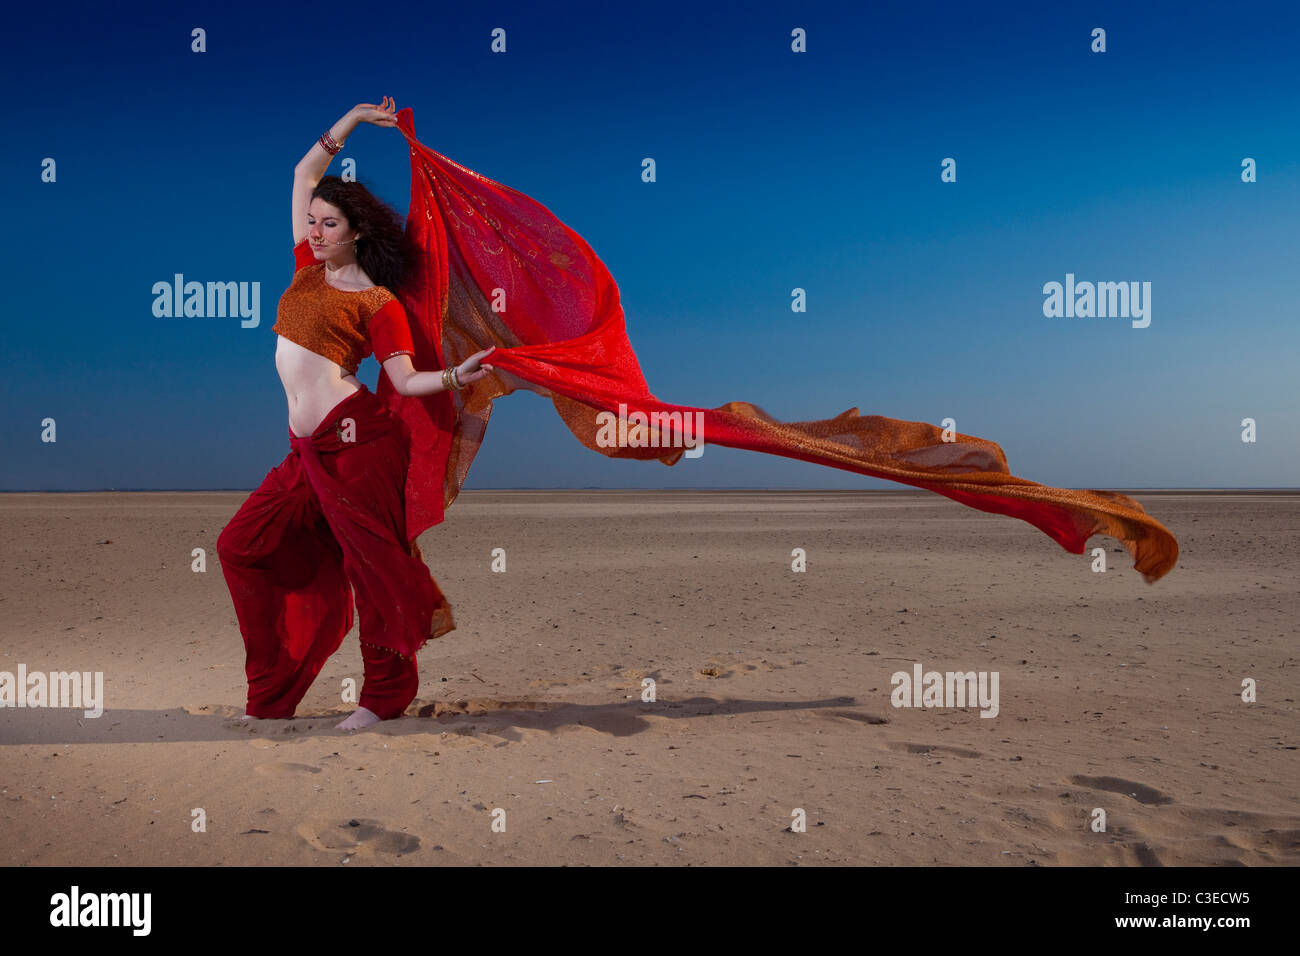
310;176;415;294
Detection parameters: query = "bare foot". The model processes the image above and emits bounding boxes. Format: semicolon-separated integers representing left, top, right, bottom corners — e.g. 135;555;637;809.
336;706;381;731
240;715;260;721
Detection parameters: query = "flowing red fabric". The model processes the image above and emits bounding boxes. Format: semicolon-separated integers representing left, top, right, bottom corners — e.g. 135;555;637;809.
377;107;1179;583
218;385;454;716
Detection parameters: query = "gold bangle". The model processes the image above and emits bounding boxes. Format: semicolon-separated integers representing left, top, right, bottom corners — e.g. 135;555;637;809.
450;365;463;390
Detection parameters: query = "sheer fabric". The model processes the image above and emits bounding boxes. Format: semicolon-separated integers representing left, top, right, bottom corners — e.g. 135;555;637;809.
377;108;1178;583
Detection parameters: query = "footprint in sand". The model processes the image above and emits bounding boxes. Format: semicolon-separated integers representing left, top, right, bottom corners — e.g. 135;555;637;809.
254;763;322;776
1068;774;1173;806
693;658;780;680
184;703;244;718
297;818;420;856
253;764;322;780
887;742;981;758
418;698;550;719
820;709;889;726
1129;843;1163;866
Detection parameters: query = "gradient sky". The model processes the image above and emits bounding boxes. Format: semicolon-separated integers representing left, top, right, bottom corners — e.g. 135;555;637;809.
3;0;1297;491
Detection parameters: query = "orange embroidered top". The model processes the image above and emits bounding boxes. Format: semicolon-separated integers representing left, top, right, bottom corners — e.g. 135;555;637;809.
272;237;414;376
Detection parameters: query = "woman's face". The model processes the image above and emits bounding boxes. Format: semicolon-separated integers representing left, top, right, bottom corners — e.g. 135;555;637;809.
307;198;358;260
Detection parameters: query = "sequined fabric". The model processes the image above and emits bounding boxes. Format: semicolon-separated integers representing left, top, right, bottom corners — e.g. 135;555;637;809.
376;108;1179;583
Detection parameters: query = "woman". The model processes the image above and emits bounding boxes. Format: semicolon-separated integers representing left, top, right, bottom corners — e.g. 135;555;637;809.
217;96;493;731
222;95;1179;731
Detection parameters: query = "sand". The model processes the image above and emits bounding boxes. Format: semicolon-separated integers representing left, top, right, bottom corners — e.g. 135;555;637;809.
0;489;1296;866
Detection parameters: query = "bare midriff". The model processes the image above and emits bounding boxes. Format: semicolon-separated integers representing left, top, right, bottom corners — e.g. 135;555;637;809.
275;335;361;438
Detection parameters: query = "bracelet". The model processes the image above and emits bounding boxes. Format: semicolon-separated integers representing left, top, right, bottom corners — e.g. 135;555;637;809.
450;365;463;390
441;368;453;391
318;130;342;155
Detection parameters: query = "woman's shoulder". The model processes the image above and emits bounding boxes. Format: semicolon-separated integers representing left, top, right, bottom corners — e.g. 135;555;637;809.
359;280;398;303
362;289;401;323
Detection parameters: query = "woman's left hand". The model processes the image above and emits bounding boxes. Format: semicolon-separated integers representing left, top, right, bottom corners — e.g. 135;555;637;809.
456;347;497;385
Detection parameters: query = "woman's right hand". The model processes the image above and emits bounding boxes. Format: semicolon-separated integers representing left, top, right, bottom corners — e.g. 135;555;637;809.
352;96;399;127
456;347;497;386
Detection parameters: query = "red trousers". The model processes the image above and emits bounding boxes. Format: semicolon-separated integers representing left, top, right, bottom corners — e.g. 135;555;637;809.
217;385;454;720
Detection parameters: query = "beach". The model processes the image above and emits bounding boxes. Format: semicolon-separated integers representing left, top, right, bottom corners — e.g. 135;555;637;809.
0;489;1296;866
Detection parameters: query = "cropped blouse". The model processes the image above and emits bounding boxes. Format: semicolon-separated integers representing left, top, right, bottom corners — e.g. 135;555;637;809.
272;237;415;376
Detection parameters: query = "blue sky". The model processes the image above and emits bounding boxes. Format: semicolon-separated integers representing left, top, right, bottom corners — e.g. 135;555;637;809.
3;0;1297;490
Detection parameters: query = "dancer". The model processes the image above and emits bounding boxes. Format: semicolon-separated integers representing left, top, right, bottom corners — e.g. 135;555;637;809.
217;97;493;730
222;93;1179;731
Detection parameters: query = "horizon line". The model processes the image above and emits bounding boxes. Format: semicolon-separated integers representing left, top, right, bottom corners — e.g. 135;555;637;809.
2;486;1298;494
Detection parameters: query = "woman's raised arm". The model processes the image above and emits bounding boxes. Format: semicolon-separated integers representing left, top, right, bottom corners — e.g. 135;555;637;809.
291;97;400;245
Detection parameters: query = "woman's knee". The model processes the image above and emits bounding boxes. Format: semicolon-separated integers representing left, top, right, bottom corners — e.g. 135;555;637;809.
217;520;262;568
218;499;285;566
218;466;310;566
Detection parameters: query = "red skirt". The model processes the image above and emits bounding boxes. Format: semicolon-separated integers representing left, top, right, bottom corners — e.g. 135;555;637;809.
217;385;454;719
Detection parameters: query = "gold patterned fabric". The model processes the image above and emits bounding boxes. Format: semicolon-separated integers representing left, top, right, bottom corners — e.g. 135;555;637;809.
273;264;397;376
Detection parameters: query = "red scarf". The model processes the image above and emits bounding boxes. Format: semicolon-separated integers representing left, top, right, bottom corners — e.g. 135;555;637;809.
377;108;1179;583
